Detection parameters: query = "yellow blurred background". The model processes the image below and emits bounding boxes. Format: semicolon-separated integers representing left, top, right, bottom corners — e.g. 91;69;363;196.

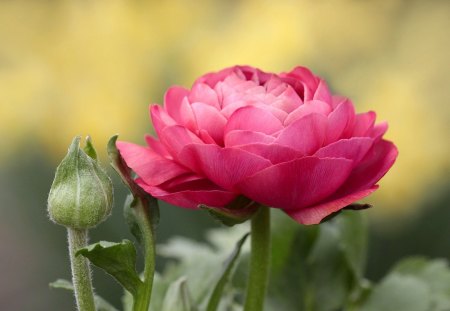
0;0;449;310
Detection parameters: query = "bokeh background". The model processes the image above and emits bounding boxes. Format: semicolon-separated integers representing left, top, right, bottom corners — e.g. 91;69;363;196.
1;0;449;310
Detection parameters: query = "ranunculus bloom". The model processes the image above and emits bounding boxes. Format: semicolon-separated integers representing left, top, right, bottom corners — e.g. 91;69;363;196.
117;66;398;224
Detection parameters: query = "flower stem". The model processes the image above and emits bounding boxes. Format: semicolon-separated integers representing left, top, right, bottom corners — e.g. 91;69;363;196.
67;228;96;311
244;206;271;311
132;201;156;311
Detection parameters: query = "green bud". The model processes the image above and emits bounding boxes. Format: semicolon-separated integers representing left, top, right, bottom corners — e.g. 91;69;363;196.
48;136;113;229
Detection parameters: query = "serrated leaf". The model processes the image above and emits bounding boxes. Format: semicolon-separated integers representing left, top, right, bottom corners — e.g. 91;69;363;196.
161;276;194;311
50;279;119;311
206;233;249;311
76;240;142;296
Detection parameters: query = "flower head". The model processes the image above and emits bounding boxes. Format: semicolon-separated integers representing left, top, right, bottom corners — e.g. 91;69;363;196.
117;66;397;224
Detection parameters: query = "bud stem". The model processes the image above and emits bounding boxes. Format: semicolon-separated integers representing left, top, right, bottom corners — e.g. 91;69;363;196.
68;228;96;311
244;206;271;311
132;200;156;311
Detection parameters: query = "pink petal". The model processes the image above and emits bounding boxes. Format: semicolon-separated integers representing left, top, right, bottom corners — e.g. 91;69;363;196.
145;135;171;158
285;100;332;125
116;141;189;186
285;186;378;225
198;129;217;144
159;125;203;158
178;144;272;191
271;86;303;113
313;79;332;103
225;106;284;135
224;130;276;147
352;111;376;137
275;113;327;155
314;137;374;166
189;82;220;109
337;140;398;195
150;104;177;137
135;178;236;209
325;100;356;144
369;122;388;141
237;157;353;210
281;66;320;92
164;87;197;132
235;143;302;164
190;102;227;145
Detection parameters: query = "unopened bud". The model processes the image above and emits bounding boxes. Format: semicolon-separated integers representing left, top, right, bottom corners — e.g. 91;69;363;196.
48;136;113;229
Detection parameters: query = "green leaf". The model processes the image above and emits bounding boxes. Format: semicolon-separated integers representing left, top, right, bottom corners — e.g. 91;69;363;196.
124;194;159;247
76;240;143;296
336;210;368;280
359;273;430;311
50;279;119;311
161;277;194;311
206;233;249;311
305;223;353;311
392;257;450;311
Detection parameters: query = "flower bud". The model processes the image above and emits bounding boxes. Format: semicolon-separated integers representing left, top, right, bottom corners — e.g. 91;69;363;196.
48;136;113;229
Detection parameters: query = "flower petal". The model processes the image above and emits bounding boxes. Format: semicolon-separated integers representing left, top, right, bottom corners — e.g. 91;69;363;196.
190;102;227;145
224;130;276;147
178;144;272;191
159;125;203;158
116;141;189;186
369;122;388;141
238;157;353;210
164;88;197;132
150;104;177;137
352;111;376;137
325;100;356;144
189;82;220;109
135;178;236;209
285;100;331;125
235;143;302;164
145;134;171;158
314;137;374;166
285;186;378;224
337;140;398;194
313;79;332;103
225;106;284;135
275;113;327;155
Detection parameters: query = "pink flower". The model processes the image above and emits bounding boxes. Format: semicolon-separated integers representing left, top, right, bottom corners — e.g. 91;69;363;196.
117;66;398;225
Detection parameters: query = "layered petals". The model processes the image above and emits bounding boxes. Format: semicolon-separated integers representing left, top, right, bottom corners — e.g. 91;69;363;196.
116;141;189;186
237;157;353;210
118;65;397;224
178;144;272;191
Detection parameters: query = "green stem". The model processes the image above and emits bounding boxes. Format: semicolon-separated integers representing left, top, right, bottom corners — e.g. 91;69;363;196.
132;200;156;311
244;206;271;311
68;228;96;311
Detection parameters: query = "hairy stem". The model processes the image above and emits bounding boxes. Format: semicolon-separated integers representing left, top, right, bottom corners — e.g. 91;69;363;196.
68;228;96;311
